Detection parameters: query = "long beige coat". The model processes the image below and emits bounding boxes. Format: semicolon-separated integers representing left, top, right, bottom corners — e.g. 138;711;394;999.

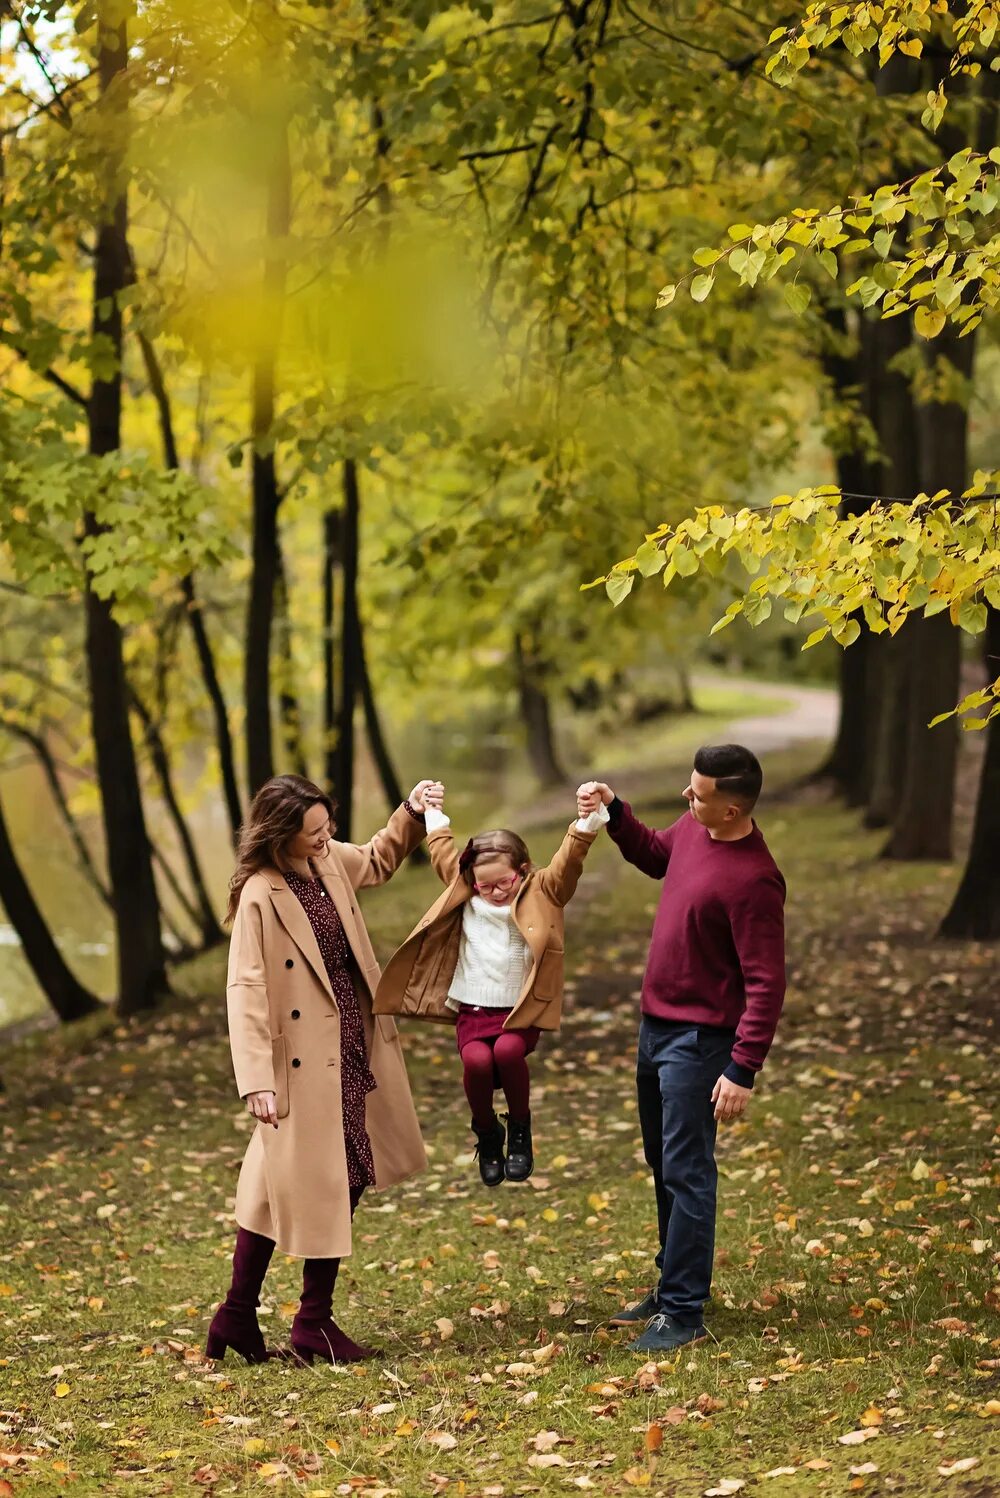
226;805;428;1259
373;821;598;1034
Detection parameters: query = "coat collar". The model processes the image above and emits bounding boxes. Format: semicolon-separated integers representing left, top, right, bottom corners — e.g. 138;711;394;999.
263;852;354;1004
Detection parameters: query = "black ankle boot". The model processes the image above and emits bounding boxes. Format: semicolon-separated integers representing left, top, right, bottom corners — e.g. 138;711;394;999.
504;1113;533;1182
472;1115;506;1188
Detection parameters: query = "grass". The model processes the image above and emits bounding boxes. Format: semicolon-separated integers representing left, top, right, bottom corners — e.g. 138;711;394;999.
1;736;998;1498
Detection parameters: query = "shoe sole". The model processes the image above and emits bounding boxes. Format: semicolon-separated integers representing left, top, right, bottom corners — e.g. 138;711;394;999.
629;1329;709;1353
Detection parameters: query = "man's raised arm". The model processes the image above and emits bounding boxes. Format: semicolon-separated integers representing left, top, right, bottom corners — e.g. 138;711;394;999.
576;781;675;881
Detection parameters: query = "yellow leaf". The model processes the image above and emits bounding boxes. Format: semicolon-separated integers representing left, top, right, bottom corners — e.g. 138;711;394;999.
158;1450;182;1459
860;1406;883;1427
623;1469;651;1487
542;1208;559;1223
258;1463;284;1477
915;306;946;339
911;1158;930;1181
0;1285;13;1297
324;1439;341;1455
54;1384;71;1398
243;1438;266;1454
899;38;923;57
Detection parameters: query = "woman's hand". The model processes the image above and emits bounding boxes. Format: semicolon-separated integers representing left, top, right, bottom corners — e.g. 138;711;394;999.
409;779;445;813
246;1090;278;1128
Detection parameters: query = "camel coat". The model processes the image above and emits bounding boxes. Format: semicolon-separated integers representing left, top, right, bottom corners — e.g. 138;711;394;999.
226;805;428;1259
373;821;599;1034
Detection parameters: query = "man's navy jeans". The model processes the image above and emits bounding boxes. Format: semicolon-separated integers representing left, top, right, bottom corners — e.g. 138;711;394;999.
636;1015;735;1327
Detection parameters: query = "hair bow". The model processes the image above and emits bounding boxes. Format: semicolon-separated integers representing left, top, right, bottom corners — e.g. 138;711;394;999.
458;838;477;875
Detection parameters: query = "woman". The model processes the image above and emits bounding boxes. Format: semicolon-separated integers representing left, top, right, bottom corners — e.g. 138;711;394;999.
206;772;442;1365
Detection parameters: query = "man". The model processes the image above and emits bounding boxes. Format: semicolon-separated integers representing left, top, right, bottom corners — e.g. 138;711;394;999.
577;744;786;1354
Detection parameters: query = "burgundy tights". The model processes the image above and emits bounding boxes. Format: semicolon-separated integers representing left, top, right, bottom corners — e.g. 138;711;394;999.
461;1033;532;1129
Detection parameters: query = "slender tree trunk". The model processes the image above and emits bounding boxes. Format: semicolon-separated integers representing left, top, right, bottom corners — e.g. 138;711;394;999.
133;326;243;841
274;545;309;779
332;459;362;840
817;309;876;802
323;505;338;791
128;687;224;948
861;309;920;829
882;327;975;861
0;789;100;1022
514;631;567;787
85;0;166;1015
244;118;290;796
939;608;1000;936
0;718;113;909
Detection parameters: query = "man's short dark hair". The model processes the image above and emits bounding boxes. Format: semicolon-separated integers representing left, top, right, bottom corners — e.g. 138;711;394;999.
693;743;763;808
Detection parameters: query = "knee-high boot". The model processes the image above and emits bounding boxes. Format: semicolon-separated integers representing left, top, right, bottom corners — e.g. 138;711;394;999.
205;1228;275;1363
290;1187;375;1364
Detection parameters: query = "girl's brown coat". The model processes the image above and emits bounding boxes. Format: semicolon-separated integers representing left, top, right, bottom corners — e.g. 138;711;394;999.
226;806;427;1258
373;821;598;1033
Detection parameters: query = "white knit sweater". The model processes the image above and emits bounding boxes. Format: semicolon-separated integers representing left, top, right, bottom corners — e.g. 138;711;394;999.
447;897;531;1010
423;803;609;1013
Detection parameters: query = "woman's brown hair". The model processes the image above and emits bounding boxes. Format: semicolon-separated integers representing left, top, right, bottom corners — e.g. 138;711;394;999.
458;829;531;888
226;775;338;923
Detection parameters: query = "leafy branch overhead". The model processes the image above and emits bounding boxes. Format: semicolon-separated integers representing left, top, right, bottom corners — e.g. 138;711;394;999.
590;475;1000;726
658;0;1000;334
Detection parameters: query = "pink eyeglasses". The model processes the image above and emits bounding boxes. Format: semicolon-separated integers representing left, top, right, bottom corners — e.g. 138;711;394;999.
473;872;522;896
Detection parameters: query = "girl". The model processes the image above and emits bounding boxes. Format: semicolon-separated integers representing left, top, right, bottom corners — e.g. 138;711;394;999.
374;794;607;1187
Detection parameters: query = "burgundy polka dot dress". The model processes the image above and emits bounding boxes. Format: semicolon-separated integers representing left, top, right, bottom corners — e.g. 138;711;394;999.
283;867;377;1191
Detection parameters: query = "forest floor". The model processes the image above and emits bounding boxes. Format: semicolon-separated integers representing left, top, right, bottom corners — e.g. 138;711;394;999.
1;703;998;1498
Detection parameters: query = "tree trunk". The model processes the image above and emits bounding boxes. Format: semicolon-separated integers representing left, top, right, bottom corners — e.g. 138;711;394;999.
332;459;362;841
939;608;1000;936
817;308;876;802
274;544;309;779
0;788;101;1022
85;0;167;1015
134;326;243;841
514;631;567;787
128;687;224;948
882;326;975;861
181;574;243;842
244;118;290;796
323;505;338;791
0;717;113;909
861;308;920;829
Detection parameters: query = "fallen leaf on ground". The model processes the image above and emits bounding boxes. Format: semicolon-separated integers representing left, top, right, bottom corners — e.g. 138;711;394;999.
532;1431;562;1452
859;1406;883;1427
938;1458;979;1476
849;1464;879;1477
528;1453;569;1468
762;1468;798;1479
423;1432;457;1451
838;1429;880;1446
704;1481;745;1496
435;1318;454;1341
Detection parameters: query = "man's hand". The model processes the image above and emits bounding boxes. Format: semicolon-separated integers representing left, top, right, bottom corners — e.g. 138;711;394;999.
576;780;614;817
711;1075;751;1123
246;1090;278;1128
409;779;445;813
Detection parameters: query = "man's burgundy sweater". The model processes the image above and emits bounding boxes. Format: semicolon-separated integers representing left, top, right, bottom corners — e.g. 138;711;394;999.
609;798;786;1088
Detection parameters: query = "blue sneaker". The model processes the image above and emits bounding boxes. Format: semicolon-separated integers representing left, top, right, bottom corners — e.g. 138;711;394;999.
608;1290;658;1327
627;1313;708;1354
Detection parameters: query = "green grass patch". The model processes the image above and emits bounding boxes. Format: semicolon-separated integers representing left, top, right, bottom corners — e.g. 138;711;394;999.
1;752;997;1497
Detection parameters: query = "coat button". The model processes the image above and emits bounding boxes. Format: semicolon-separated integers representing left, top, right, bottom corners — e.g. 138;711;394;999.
291;1009;300;1020
285;958;294;969
292;1058;301;1068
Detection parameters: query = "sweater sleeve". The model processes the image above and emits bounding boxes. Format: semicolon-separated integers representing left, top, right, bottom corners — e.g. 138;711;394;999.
725;871;786;1084
607;797;676;880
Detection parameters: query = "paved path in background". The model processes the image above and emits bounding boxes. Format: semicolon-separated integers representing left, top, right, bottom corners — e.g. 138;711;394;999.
708;676;838;756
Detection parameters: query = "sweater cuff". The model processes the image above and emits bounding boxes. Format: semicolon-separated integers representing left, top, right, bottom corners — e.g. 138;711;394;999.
607;795;625;828
723;1060;756;1089
424;807;451;832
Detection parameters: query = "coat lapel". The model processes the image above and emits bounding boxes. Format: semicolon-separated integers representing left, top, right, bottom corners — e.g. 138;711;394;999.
265;872;335;1003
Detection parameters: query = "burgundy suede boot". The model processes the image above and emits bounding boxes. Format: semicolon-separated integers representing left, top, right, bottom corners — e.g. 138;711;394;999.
290;1257;378;1364
205;1228;276;1363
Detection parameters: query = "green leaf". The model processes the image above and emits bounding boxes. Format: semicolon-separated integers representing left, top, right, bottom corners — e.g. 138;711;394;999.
783;282;811;315
656;284;677;309
634;541;666;578
958;598;988;634
692;247;721;267
605;571;634;606
690;273;715;303
803;626;830;650
728;223;753;241
672;545;699;577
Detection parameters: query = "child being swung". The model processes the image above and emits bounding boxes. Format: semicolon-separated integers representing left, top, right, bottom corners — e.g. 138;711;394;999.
373;794;607;1186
